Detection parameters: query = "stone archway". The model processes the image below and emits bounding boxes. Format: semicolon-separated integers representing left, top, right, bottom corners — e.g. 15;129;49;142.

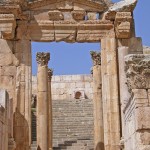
0;0;142;150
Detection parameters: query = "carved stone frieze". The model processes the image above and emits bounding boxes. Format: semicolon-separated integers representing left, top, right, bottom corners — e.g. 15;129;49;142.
115;12;132;38
48;11;64;21
71;11;85;21
36;52;50;66
125;54;150;92
90;51;101;66
0;0;27;8
0;14;16;39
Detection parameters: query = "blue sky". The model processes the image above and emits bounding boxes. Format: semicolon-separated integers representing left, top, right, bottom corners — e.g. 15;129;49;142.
32;0;150;75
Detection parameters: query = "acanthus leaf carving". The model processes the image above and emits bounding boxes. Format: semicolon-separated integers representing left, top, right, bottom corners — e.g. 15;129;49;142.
48;68;53;80
125;54;150;92
90;51;101;66
36;52;50;66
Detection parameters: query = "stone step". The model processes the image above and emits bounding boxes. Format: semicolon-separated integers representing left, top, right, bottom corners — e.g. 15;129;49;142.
31;99;94;149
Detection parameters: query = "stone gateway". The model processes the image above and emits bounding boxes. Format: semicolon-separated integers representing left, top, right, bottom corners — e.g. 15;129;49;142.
0;0;149;150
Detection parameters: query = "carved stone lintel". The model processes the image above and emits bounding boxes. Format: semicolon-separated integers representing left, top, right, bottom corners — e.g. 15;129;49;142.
125;54;150;92
48;11;64;21
48;68;53;80
90;51;101;66
36;52;50;66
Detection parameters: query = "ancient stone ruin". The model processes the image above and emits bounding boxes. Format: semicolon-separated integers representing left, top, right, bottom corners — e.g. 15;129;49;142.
0;0;150;150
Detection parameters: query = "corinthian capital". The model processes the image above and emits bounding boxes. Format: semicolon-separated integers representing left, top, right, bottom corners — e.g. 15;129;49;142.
36;52;50;66
125;54;150;92
90;51;101;66
48;68;53;80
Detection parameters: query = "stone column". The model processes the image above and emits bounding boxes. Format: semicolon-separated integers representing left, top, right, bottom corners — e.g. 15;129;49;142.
36;52;50;150
118;46;130;147
48;69;53;150
101;38;121;150
90;51;104;150
13;39;32;150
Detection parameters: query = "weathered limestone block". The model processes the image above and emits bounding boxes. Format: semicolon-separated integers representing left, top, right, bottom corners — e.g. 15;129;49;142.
77;20;114;42
132;89;149;107
71;11;85;21
128;37;143;54
0;14;16;39
125;54;150;92
115;12;132;38
1;0;27;5
124;54;150;150
133;106;150;149
104;0;137;20
87;12;98;20
143;46;150;54
18;20;53;41
0;76;14;91
0;90;16;150
54;21;77;42
135;107;150;131
0;39;19;67
48;11;64;21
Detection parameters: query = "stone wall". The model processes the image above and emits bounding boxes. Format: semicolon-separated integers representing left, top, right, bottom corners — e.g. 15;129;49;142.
124;54;150;150
32;74;93;100
0;89;15;150
124;89;150;150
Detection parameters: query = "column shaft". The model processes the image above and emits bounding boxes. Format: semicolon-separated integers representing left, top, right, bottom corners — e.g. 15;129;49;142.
14;39;31;150
101;38;121;150
48;69;53;150
36;52;50;150
118;46;130;143
93;65;104;150
91;51;104;150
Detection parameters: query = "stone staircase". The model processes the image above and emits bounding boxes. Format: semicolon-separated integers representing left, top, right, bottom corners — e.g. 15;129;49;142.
31;99;94;150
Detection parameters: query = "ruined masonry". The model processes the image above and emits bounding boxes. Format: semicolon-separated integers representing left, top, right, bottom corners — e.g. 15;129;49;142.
0;0;150;150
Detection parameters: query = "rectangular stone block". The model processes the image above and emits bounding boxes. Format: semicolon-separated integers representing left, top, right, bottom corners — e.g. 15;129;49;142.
135;107;150;131
133;89;148;99
0;39;13;53
0;66;16;76
0;76;14;90
128;37;143;54
136;130;150;145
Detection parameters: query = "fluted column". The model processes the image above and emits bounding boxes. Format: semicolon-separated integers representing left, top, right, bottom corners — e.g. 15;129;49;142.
48;69;53;150
90;51;104;150
36;52;50;150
